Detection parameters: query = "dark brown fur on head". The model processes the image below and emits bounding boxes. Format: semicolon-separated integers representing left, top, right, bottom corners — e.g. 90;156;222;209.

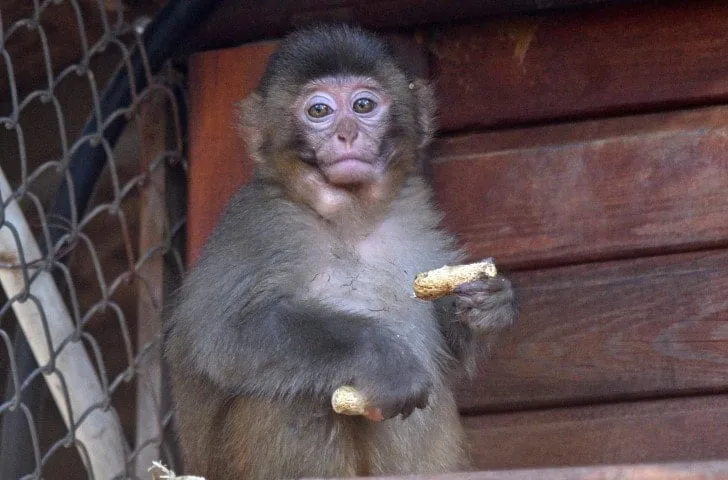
238;25;436;224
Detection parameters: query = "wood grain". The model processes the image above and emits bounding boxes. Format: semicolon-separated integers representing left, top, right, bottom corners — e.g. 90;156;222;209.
134;91;169;477
463;396;728;470
187;41;278;265
457;249;728;411
432;106;728;270
187;0;628;51
310;460;728;479
431;0;728;131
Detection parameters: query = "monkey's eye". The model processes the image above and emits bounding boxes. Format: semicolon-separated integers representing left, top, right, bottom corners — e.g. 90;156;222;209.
352;98;376;114
307;103;332;119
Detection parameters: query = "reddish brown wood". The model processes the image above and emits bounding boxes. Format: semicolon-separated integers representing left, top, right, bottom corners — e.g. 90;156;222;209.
187;41;278;265
432;106;728;269
312;460;728;479
462;396;728;470
431;0;728;130
188;0;625;51
457;249;728;411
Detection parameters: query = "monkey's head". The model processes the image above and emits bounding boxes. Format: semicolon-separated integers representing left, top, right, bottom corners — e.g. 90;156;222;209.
239;25;435;219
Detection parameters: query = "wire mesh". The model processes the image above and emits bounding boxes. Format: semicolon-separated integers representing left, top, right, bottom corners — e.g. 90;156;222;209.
0;1;187;478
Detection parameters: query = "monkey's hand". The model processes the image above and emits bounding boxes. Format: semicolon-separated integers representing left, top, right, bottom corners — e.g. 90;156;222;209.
347;338;432;421
417;259;518;333
452;273;518;333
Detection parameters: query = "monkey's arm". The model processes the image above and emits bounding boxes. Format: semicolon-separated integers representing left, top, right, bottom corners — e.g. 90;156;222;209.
169;297;431;419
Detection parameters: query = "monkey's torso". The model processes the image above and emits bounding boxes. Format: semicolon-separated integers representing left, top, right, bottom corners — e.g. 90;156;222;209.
167;177;469;479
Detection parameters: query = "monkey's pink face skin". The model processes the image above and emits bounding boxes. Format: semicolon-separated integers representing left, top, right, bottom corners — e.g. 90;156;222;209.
297;76;392;186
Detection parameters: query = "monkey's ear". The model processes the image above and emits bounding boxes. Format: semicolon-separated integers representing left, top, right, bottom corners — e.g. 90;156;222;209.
236;93;265;161
411;79;437;149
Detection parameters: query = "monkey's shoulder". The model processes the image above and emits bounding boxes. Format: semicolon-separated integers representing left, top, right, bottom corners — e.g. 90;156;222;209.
214;181;304;236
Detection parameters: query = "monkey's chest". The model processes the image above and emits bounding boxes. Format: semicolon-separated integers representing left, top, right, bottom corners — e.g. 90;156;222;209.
304;261;415;316
302;231;448;321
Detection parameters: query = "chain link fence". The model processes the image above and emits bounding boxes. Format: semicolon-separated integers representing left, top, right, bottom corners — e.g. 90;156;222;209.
0;1;190;478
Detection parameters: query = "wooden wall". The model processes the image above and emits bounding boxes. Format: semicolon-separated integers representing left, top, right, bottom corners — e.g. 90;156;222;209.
187;0;728;472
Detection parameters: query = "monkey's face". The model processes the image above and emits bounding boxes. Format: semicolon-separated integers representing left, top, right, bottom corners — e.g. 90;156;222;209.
295;76;392;186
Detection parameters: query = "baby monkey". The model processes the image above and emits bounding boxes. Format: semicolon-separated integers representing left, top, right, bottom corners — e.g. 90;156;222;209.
165;24;517;479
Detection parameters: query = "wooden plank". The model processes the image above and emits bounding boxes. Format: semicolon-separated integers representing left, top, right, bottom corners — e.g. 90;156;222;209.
432;106;728;269
311;460;728;479
134;92;168;476
187;41;278;265
462;396;728;470
431;0;728;131
187;0;631;51
457;249;728;411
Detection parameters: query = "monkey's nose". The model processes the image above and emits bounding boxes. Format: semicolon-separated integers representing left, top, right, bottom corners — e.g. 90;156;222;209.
335;118;359;146
337;131;358;145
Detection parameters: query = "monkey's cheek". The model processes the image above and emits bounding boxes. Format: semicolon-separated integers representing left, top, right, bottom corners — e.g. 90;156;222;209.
321;159;378;185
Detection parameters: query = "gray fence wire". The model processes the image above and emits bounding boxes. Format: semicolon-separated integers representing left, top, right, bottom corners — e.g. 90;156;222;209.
0;1;187;478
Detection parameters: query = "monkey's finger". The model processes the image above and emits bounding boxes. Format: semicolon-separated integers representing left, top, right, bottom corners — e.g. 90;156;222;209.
400;407;414;419
378;390;430;420
404;392;430;418
363;407;384;422
454;276;510;296
453;280;489;295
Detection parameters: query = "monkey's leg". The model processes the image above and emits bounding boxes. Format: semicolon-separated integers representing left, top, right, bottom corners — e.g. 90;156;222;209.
217;397;365;480
169;374;230;477
174;384;363;480
367;387;469;475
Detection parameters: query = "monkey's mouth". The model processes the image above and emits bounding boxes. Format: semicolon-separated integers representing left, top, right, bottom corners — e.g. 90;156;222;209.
319;157;379;185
